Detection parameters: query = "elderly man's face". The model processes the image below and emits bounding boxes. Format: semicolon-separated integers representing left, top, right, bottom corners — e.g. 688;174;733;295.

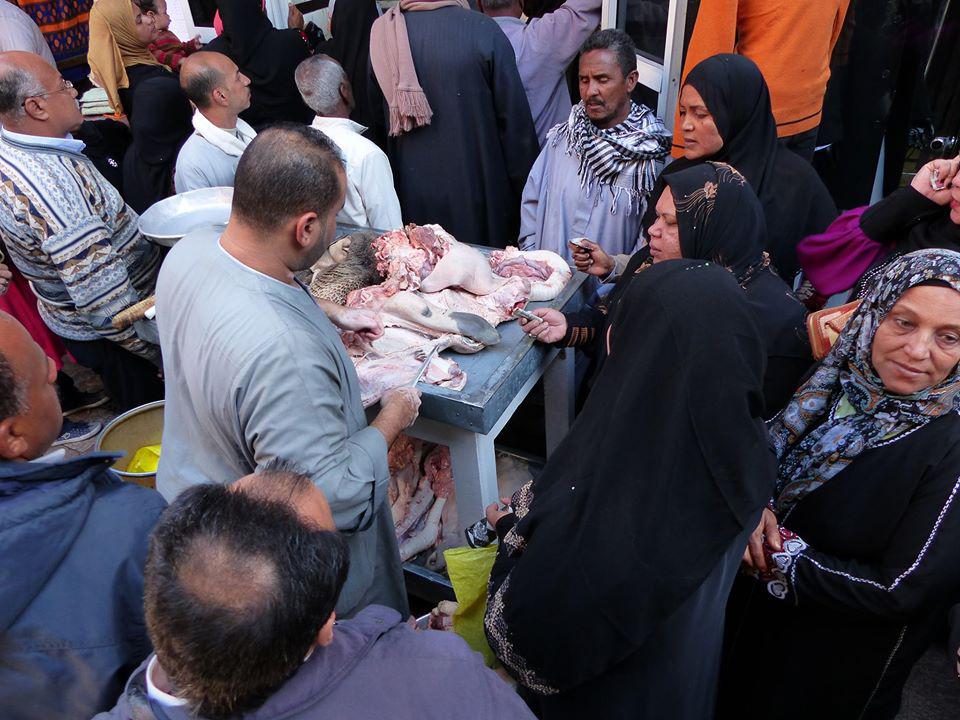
0;314;62;461
578;49;638;130
19;54;83;135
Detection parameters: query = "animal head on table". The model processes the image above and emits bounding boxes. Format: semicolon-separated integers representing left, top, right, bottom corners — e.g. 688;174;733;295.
309;230;381;304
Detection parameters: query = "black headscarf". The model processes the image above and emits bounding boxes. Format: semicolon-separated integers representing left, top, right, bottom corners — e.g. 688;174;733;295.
488;259;775;692
615;162;811;413
121;77;193;214
206;0;313;129
317;0;379;128
664;54;838;280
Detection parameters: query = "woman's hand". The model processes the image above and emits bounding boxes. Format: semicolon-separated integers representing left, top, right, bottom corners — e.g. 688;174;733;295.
570;239;615;277
911;155;960;205
519;308;567;344
742;507;782;572
485;497;514;527
0;262;11;296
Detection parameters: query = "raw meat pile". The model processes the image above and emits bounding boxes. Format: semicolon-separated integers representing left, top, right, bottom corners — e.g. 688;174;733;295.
328;224;572;405
388;435;459;569
388;435;538;570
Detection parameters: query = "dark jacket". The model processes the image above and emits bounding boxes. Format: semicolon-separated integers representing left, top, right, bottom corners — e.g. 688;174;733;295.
721;412;960;720
95;605;535;720
0;453;167;716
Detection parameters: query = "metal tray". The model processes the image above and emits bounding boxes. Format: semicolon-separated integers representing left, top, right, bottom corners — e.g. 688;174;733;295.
139;186;233;246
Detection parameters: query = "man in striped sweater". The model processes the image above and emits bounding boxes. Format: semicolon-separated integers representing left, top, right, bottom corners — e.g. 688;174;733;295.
0;51;163;410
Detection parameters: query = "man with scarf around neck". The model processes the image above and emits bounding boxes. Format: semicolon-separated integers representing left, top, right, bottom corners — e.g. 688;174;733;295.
174;51;256;193
518;29;670;264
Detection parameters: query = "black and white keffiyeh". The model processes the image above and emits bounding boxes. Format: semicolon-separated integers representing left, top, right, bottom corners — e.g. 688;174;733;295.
552;101;671;214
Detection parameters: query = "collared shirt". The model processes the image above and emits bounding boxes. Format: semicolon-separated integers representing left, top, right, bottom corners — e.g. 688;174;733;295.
1;128;85;154
145;655;188;707
492;0;602;146
310;116;402;231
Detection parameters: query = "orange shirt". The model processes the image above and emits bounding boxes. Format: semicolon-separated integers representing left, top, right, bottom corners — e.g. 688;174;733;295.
674;0;850;153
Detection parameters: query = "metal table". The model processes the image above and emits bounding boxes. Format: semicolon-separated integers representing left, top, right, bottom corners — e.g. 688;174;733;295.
402;270;587;538
338;223;588;537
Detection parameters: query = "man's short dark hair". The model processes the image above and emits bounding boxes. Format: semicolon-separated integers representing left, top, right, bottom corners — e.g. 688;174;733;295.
0;350;24;421
580;29;638;79
179;62;221;110
145;482;349;719
232;123;344;233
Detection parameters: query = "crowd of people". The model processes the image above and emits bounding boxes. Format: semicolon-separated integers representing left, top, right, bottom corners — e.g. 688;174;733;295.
1;0;959;718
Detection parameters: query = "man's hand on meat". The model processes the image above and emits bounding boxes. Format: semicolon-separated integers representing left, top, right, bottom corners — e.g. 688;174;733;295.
319;300;384;341
371;386;422;445
520;308;567;344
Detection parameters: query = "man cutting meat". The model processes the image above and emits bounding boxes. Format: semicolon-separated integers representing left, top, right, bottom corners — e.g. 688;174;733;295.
155;124;419;618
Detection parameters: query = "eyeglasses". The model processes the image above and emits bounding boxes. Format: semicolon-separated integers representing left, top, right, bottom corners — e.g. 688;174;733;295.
22;78;74;106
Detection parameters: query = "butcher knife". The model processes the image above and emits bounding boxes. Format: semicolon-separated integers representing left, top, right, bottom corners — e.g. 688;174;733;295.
408;345;440;387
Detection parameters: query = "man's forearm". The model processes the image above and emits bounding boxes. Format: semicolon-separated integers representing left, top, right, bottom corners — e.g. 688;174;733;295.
370;406;407;446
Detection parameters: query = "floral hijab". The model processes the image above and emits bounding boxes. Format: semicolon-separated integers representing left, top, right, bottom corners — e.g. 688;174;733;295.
769;249;960;515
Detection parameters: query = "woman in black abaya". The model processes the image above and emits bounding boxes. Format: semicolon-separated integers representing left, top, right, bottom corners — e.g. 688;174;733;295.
318;0;379;128
206;0;312;128
669;54;838;280
527;161;812;416
122;77;193;214
485;259;775;719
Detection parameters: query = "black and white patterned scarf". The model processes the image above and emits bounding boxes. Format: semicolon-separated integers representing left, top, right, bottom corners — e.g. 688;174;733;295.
551;101;671;215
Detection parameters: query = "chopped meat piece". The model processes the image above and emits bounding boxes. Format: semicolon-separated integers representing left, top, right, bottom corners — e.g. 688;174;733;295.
489;247;572;301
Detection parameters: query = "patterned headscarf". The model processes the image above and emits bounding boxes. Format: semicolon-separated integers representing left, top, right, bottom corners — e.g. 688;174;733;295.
551;101;670;215
769;249;960;515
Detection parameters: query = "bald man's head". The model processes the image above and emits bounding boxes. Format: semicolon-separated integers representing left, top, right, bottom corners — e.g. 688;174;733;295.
233;459;336;531
0;312;62;460
0;51;81;135
179;51;250;116
145;482;348;717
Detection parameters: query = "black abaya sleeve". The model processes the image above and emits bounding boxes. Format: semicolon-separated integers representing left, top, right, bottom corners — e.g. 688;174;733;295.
488;28;539;203
781;440;960;621
860;187;947;248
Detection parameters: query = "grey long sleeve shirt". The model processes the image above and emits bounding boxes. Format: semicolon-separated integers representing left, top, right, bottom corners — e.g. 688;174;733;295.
493;0;602;145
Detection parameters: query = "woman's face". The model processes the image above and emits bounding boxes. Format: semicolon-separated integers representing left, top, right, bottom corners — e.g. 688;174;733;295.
678;85;724;160
871;285;960;395
647;186;682;263
132;3;158;44
950;177;960;225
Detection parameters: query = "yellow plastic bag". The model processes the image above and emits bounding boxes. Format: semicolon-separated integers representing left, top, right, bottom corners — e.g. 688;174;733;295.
127;445;161;474
443;544;498;667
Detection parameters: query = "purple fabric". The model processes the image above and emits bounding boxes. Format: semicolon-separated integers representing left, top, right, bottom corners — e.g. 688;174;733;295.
94;605;536;720
796;206;889;295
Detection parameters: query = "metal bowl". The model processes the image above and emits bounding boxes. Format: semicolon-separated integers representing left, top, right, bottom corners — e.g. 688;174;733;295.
95;400;164;489
138;186;233;247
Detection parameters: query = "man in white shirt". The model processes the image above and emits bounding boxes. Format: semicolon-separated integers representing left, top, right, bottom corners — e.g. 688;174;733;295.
0;2;56;66
295;55;402;231
174;51;255;193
